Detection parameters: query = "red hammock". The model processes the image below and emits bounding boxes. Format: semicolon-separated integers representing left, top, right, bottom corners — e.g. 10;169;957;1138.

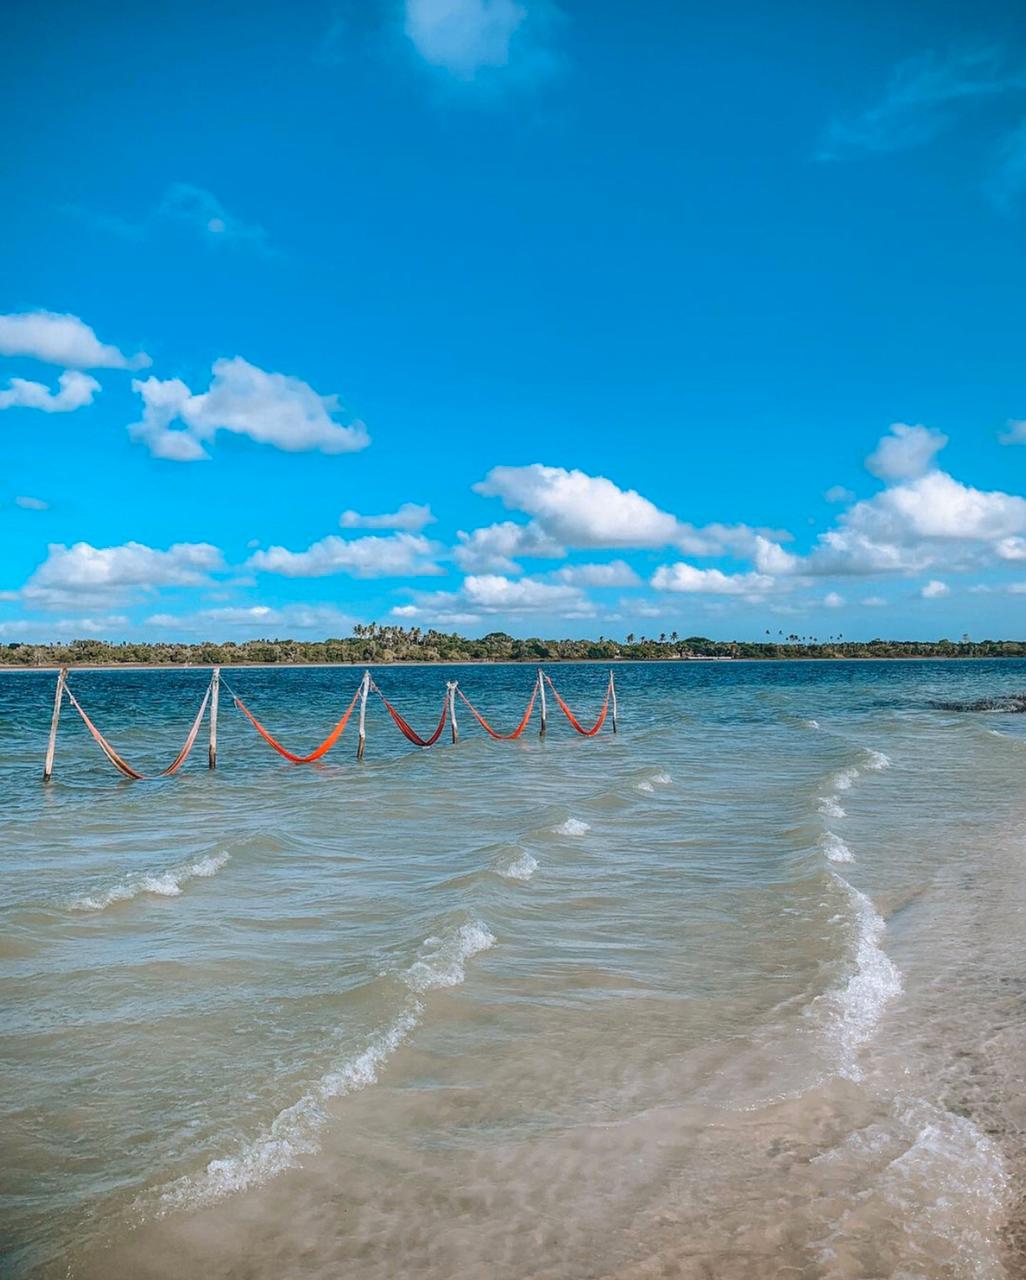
375;688;449;748
232;684;362;763
544;674;610;738
457;680;538;740
63;682;212;781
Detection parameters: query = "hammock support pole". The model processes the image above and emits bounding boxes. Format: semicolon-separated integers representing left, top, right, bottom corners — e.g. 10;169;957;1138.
43;666;67;782
610;670;618;734
448;681;458;744
538;667;547;738
357;670;370;761
208;667;220;768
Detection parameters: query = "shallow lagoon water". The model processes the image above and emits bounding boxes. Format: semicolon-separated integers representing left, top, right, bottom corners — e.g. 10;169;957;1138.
4;659;1026;1278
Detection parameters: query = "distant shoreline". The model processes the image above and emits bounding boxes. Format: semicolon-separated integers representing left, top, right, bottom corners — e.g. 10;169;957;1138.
2;655;1025;674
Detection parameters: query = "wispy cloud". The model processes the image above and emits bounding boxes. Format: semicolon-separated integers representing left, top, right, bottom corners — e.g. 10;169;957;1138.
818;48;1026;160
987;118;1026;210
67;183;275;256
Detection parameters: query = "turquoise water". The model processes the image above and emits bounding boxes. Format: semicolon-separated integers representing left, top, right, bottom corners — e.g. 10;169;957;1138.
4;660;1026;1278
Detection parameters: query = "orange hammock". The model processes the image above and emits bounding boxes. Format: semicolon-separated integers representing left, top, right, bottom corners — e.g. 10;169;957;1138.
63;681;211;781
231;684;362;763
544;673;611;738
374;687;449;747
457;680;538;740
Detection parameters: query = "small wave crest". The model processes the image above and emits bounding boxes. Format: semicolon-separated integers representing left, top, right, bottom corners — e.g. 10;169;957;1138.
832;766;860;792
68;851;230;912
818;796;846;819
864;748;891;771
499;850;538;882
817;877;902;1081
401;921;496;993
553;817;590;836
155;1003;421;1212
820;832;854;863
804;718;821;730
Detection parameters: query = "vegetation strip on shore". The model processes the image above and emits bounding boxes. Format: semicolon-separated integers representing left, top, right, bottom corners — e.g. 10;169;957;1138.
2;627;1024;667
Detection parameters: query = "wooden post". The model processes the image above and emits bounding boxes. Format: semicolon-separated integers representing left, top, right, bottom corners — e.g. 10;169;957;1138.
538;668;547;738
208;667;220;768
449;681;458;744
43;666;67;782
357;671;369;761
610;669;618;734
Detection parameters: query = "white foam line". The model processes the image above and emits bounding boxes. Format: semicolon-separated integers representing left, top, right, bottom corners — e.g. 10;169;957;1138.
863;748;891;771
819;876;902;1081
154;920;495;1212
68;851;230;912
818;796;846;819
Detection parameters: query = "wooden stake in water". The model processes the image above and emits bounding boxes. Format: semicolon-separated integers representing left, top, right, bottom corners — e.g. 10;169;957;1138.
538;668;547;738
43;666;67;783
208;667;220;769
610;669;618;734
357;671;370;761
449;681;459;744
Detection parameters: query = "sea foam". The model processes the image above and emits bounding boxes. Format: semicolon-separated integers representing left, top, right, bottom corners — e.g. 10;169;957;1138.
820;832;854;863
553;817;590;836
401;921;496;993
68;851;230;912
499;850;538;882
820;876;902;1080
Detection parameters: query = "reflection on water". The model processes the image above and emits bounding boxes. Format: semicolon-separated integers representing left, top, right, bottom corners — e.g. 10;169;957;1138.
3;659;1026;1278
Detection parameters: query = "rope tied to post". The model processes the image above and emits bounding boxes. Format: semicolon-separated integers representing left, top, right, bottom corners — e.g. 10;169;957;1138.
371;681;449;748
62;679;212;780
226;680;362;764
543;672;612;738
457;675;539;740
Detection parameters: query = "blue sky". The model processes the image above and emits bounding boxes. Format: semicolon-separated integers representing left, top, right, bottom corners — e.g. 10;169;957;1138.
3;0;1026;642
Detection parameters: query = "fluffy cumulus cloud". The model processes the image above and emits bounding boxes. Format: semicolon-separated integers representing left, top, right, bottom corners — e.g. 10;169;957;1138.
650;563;776;597
454;519;564;572
129;357;370;460
0;369;100;413
402;571;591;620
0;311;149;370
473;463;769;558
248;532;442;579
866;423;948;482
404;0;528;77
0;614;129;639
17;541;225;609
921;579;950;599
339;503;434;532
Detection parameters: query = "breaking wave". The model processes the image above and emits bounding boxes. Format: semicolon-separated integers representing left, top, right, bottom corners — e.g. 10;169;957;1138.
821;832;854;863
68;851;230;912
553;817;590;836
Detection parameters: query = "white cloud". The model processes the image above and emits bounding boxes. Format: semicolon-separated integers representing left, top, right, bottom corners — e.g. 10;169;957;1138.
650;563;776;596
157;184;273;255
129;357;370;461
0;369;100;413
862;596;887;607
825;485;855;504
0;311;149;370
403;571;591;619
454;519;564;572
752;535;799;574
866;423;948;482
18;540;225;609
339;503;434;532
548;560;641;587
405;0;528;77
144;603;356;636
0;614;129;639
248;532;442;579
824;591;845;608
921;579;950;598
808;470;1026;575
474;463;770;558
14;496;48;510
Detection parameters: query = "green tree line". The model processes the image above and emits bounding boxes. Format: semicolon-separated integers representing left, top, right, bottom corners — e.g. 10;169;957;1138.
3;625;1026;666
